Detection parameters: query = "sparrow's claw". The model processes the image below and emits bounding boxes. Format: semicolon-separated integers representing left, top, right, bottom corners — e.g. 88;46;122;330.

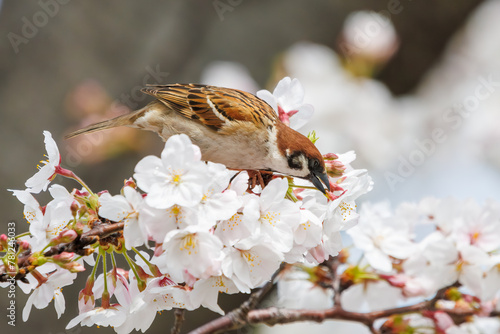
246;170;274;193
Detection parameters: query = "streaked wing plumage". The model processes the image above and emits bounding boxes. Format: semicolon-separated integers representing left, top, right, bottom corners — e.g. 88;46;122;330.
141;84;277;131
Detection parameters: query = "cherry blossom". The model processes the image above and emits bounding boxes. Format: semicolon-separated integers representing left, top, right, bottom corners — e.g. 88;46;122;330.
241;178;301;253
133;134;209;209
138;203;191;243
92;268;132;307
222;238;283;290
191;275;240;314
184;162;241;228
159;226;224;282
22;264;77;321
66;306;128;330
347;202;416;272
25;131;61;193
11;185;75;251
99;186;147;249
115;277;191;333
257;77;314;130
277;267;333;310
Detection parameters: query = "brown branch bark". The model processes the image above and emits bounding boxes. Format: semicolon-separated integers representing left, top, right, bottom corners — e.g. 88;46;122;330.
171;308;186;334
188;285;456;334
0;221;125;282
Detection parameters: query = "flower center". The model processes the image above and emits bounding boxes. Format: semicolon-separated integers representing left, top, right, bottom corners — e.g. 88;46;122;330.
172;174;181;184
180;234;197;255
373;235;385;248
471;231;480;244
260;211;280;227
339;202;356;221
171;206;180;215
242;250;256;266
201;190;213;203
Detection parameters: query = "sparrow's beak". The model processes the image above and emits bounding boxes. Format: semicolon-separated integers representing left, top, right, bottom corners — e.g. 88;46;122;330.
309;171;331;194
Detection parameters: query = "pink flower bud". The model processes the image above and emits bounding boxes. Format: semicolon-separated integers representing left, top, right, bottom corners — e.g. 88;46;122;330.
323;153;339;160
63;261;85;273
70;201;80;217
49;229;78;246
18;240;31;251
380;273;406;288
325;159;346;176
53;252;75;263
0;234;8;249
402;280;427;297
59;230;78;243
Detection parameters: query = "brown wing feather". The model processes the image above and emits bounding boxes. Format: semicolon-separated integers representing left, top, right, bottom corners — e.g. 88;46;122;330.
141;84;277;131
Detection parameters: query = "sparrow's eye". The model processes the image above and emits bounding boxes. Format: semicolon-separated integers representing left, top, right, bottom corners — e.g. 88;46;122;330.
310;158;321;171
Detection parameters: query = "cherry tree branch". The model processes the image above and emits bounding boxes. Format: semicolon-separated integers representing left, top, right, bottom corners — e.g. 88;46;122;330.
0;221;124;282
171;309;186;334
325;256;342;307
188;285;458;334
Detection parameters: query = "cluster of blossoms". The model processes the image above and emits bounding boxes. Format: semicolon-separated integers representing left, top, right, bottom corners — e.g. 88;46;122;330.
277;199;500;333
0;78;372;333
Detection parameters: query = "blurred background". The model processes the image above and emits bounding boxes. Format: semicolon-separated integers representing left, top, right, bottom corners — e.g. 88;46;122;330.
2;0;500;333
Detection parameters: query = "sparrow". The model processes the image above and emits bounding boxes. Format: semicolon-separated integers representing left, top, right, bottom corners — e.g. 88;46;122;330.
66;84;330;193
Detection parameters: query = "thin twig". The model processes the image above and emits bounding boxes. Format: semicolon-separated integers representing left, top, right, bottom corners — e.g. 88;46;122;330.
325;256;342;307
83;221;125;238
171;309;186;334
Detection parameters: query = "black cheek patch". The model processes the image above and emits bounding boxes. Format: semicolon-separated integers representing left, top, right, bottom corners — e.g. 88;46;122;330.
287;151;303;170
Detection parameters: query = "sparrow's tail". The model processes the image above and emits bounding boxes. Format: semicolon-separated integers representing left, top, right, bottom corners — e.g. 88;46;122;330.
65;107;148;139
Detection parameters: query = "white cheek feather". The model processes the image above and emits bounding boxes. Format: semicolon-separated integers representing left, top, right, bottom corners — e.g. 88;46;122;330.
266;127;310;178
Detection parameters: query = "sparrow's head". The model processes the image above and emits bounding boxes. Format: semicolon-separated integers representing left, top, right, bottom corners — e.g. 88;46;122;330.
272;123;331;194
